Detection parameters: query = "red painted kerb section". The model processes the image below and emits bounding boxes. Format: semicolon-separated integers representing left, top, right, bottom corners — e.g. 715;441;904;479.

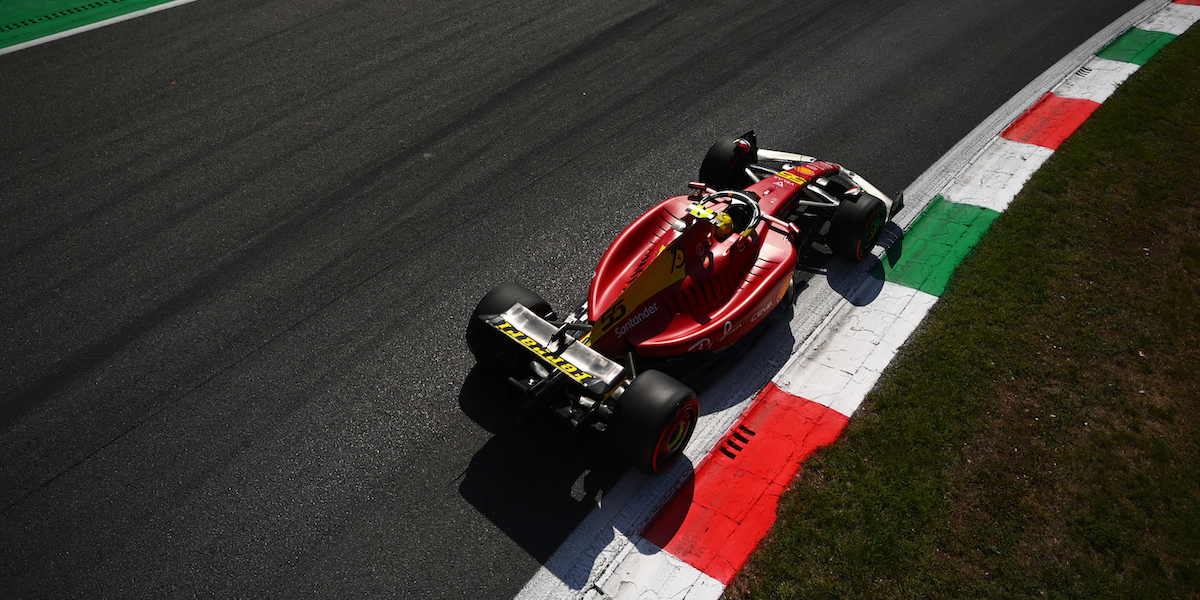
1001;92;1101;150
642;383;849;584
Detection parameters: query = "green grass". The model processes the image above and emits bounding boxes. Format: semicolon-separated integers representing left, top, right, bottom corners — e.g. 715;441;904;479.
726;25;1200;600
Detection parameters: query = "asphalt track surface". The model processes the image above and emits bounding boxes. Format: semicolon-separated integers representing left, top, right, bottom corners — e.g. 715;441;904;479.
0;0;1146;597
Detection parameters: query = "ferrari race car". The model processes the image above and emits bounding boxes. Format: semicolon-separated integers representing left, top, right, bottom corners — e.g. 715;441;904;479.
465;132;902;474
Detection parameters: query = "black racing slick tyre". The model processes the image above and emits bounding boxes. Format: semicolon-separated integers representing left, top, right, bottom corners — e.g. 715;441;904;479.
608;370;699;475
465;283;556;376
828;194;887;262
698;132;758;191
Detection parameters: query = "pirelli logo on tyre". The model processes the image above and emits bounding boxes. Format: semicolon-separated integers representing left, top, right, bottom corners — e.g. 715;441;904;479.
490;319;600;388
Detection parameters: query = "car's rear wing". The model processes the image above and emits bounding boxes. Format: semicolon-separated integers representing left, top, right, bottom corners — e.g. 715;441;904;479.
481;303;626;397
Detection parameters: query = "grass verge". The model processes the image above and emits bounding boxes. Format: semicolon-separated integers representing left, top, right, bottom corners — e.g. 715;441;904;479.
726;25;1200;600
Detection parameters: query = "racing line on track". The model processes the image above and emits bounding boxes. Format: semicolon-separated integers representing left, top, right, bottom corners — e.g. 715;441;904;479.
516;1;1200;598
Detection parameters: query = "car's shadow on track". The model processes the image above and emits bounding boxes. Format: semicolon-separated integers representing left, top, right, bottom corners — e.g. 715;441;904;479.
826;222;906;306
457;369;631;563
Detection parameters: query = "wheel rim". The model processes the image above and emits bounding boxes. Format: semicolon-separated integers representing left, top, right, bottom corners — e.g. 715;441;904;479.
654;403;698;470
857;208;886;259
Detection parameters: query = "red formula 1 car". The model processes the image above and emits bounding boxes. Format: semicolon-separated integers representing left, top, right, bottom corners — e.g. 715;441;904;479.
465;132;902;474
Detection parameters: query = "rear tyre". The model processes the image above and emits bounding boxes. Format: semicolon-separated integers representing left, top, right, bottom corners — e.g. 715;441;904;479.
698;132;758;190
465;283;556;376
608;370;699;474
828;194;886;261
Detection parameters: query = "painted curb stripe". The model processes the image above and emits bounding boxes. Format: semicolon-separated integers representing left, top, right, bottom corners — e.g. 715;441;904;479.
0;0;199;55
596;538;725;600
775;283;939;417
641;384;848;584
1052;57;1141;104
1;0;170;45
1141;2;1200;34
867;196;1001;297
1000;92;1101;150
941;138;1056;213
1097;27;1179;64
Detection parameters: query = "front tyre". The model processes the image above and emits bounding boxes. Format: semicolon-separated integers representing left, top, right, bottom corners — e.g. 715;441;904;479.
608;370;699;474
828;194;887;261
698;132;758;191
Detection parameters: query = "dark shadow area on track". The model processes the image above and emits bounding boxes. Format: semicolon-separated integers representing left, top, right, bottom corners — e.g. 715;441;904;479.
827;221;906;306
457;368;633;563
456;379;700;588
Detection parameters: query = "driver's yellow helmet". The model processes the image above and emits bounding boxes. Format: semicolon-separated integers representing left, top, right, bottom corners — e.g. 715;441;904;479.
713;211;734;240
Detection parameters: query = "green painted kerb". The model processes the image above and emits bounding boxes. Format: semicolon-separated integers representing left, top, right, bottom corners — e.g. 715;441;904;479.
870;195;1000;297
1;0;179;49
1097;27;1178;66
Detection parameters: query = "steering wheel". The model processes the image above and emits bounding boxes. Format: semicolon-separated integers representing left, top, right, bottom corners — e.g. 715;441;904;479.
699;190;763;238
